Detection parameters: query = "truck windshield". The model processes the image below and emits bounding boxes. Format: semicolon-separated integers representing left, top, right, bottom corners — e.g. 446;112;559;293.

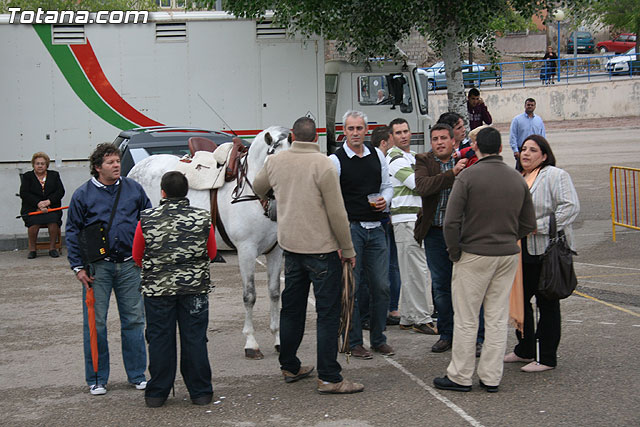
357;73;413;113
414;69;429;115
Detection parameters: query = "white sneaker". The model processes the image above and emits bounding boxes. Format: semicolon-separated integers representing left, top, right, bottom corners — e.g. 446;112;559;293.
89;384;107;395
133;381;147;390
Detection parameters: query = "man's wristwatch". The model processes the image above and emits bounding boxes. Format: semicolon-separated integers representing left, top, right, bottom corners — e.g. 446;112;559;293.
72;266;84;274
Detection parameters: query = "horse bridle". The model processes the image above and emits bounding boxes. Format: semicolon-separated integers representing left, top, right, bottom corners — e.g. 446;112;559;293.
230;133;285;204
266;137;282;156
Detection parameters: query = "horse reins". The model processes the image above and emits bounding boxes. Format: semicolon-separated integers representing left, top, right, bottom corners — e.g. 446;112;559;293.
230;136;283;205
211;134;284;253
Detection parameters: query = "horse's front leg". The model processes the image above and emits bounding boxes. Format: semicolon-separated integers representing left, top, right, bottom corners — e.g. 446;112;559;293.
237;246;263;360
265;245;283;353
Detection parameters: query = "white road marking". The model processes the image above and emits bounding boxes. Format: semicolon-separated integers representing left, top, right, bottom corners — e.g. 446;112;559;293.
632;325;640;327
294;270;483;427
380;355;484;427
598;322;617;325
566;319;583;323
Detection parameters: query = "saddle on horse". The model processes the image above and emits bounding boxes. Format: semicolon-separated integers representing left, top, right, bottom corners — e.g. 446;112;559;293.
174;136;249;190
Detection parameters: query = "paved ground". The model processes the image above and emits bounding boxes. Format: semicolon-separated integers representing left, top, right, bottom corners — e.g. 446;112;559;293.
1;123;639;426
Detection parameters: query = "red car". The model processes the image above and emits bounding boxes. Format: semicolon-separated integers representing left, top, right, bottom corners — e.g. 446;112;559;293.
597;33;637;54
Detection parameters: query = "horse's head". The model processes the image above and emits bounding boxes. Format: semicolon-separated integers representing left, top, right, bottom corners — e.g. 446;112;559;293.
249;126;292;164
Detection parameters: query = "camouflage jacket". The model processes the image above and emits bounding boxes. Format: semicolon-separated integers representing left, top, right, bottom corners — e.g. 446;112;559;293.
140;198;211;296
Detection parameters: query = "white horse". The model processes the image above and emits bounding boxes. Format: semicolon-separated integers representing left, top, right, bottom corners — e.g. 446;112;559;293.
128;126;291;359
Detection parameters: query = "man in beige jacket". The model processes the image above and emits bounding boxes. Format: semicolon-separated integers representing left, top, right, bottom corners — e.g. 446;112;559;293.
253;117;363;395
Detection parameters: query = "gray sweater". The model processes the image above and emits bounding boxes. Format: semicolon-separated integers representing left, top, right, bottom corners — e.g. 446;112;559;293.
443;155;536;262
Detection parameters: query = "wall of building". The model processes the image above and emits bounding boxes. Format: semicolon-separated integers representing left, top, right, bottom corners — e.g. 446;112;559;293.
495;33;548;54
428;78;640;125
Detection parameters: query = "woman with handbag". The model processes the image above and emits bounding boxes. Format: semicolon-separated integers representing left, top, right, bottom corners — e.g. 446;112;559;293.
503;135;580;372
20;152;65;258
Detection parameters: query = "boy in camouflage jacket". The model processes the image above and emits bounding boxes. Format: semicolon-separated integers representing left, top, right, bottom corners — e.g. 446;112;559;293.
132;171;217;408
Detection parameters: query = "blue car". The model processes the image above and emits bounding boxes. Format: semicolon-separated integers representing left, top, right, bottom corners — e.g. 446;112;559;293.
566;31;595;54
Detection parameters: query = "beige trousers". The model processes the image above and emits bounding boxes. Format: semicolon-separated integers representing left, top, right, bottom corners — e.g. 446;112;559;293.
393;221;434;325
446;251;518;386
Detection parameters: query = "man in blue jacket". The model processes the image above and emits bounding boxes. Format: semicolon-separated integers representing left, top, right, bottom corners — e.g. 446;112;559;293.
66;143;151;396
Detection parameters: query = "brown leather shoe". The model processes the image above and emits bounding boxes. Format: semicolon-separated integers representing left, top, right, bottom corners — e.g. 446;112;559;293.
372;343;395;356
316;379;364;394
350;344;373;359
431;339;452;353
412;322;438;335
282;365;315;383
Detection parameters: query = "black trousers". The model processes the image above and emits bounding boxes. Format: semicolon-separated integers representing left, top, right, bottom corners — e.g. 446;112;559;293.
279;251;343;383
144;294;213;399
513;259;561;367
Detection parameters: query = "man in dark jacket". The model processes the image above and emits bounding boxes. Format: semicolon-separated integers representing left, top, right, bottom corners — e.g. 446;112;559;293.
66;143;151;396
467;88;493;130
414;124;467;354
433;127;536;393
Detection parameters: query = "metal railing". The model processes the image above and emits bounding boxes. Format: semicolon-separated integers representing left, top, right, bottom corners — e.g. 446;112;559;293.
610;166;640;242
428;52;640;91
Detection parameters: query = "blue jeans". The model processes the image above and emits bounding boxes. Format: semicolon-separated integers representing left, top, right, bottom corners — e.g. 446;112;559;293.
385;221;402;313
424;227;484;343
82;260;146;386
349;223;389;349
280;251;343;383
144;294;212;399
358;220;401;320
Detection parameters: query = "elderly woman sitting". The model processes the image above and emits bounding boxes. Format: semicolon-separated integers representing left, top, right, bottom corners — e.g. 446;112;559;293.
19;152;65;258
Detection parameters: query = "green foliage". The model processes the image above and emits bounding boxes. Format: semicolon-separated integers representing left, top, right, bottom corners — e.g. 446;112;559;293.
592;0;639;33
490;10;539;35
0;0;157;13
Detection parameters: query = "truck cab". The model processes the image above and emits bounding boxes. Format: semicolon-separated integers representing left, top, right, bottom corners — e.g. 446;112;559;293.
325;60;432;153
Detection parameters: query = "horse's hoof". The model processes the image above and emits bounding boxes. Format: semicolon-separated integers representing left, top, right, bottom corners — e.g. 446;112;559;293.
275;345;280;353
245;349;264;360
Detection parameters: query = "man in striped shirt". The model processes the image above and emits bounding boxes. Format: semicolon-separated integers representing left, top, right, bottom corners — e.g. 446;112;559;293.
386;118;437;335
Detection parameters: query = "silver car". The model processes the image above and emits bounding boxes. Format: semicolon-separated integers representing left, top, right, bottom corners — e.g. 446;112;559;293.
421;61;486;90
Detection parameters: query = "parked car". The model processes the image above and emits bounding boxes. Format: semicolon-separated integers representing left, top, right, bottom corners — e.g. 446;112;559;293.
114;126;235;176
421;61;488;90
605;47;639;74
566;31;595;53
597;33;637;54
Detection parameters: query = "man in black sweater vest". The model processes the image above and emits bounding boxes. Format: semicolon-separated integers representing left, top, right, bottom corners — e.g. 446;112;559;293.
329;110;395;359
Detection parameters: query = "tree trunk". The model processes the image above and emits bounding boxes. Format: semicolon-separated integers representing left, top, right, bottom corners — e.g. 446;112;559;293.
442;30;467;125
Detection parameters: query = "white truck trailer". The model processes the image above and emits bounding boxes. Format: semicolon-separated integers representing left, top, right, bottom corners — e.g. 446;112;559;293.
1;11;433;161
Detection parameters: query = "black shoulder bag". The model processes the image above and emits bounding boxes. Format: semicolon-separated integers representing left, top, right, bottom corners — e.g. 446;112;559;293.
78;183;122;265
538;212;578;300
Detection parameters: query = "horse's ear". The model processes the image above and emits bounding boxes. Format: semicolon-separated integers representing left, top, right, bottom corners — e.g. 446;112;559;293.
287;133;293;143
265;132;273;146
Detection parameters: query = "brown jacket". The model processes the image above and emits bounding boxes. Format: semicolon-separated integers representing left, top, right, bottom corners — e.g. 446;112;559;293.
413;151;456;242
253;141;355;258
443;155;536;262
